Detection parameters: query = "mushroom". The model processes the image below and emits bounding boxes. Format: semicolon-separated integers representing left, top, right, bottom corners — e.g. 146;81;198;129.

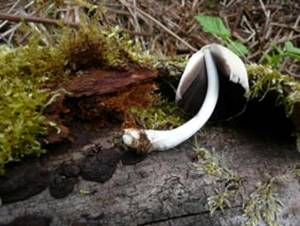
122;44;249;153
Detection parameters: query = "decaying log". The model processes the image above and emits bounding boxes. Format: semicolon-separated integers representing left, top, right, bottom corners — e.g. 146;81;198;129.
1;66;300;226
1;121;300;226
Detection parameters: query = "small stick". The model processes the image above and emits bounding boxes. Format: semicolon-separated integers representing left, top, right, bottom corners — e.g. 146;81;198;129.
271;22;300;33
0;13;79;28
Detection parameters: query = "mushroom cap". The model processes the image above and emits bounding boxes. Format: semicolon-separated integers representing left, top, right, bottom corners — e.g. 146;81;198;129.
176;49;208;117
176;44;249;119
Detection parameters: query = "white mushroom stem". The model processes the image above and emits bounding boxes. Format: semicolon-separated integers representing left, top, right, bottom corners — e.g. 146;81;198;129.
122;48;219;152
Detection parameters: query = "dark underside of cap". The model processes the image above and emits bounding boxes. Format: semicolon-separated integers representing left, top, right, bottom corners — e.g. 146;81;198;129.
177;60;208;116
177;63;247;121
210;73;247;121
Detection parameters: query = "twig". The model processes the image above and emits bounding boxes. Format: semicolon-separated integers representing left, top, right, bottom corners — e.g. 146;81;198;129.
259;0;270;18
271;22;300;33
0;13;79;28
288;15;300;40
118;0;197;51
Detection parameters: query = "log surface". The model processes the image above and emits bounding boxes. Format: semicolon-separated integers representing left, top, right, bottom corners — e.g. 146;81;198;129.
0;123;300;226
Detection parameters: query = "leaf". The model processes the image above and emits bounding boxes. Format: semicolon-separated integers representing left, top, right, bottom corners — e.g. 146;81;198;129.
284;41;300;61
227;40;249;57
285;41;300;55
195;15;230;39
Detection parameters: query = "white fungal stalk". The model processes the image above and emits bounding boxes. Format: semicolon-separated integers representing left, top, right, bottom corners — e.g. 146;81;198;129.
122;44;248;153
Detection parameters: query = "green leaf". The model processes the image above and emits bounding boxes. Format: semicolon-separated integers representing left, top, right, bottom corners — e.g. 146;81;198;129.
284;41;300;60
195;15;230;39
227;40;249;57
285;41;300;55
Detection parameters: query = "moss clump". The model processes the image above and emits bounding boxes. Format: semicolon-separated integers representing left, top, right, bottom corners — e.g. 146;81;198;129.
193;145;242;183
192;143;283;225
243;179;282;226
0;43;61;174
0;76;49;174
193;143;243;215
247;64;300;116
0;13;157;173
247;64;300;151
0;42;65;81
58;24;154;72
130;99;184;129
207;188;237;215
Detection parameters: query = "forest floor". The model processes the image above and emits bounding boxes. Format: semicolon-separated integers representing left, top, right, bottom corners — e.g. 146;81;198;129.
1;1;300;226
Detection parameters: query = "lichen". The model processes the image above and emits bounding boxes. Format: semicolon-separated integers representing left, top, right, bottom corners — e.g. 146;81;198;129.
291;164;300;177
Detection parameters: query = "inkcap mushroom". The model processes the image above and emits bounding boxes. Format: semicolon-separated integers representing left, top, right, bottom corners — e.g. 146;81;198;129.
122;44;249;153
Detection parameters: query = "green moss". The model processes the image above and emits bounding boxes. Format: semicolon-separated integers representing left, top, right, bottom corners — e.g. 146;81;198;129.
243;179;283;226
193;145;242;184
193;143;283;225
247;64;300;151
58;23;154;72
193;143;243;215
0;77;49;174
0;42;64;81
208;188;236;215
130;99;184;129
247;64;300;117
291;164;300;177
0;12;157;173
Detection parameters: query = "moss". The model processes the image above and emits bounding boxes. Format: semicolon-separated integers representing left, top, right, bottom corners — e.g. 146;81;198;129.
193;145;242;184
0;41;65;81
243;179;283;226
247;64;300;151
192;142;283;225
193;143;243;215
0;77;49;174
247;64;300;117
207;188;237;215
0;11;158;173
129;99;184;129
0;42;63;174
58;23;154;72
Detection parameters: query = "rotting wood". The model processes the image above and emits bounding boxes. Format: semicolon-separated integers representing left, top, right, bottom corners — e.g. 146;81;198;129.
66;68;157;97
43;67;158;145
